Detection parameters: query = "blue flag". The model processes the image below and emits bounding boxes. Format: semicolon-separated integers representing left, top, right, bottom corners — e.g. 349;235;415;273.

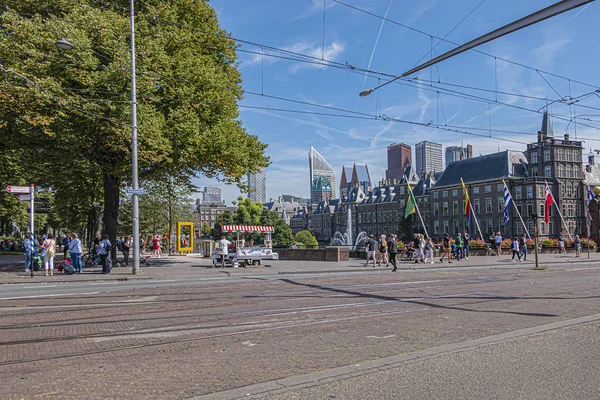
503;184;513;225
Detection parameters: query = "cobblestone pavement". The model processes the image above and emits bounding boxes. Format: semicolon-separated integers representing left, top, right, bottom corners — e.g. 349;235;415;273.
0;262;598;399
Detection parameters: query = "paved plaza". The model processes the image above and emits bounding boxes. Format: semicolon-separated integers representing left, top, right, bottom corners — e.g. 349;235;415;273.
0;253;599;399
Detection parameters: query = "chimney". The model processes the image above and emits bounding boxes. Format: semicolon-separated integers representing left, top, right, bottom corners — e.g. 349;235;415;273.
589;154;596;166
564;134;570;142
537;130;544;143
467;144;473;159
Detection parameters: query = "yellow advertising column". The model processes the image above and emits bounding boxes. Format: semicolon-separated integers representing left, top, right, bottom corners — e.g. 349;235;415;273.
176;222;194;254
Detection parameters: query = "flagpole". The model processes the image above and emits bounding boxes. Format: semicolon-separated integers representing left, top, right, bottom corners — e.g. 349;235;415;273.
405;175;429;238
545;180;572;241
461;178;485;242
502;178;531;240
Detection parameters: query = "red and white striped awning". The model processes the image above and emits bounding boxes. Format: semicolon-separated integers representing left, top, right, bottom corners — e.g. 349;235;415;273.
221;225;274;233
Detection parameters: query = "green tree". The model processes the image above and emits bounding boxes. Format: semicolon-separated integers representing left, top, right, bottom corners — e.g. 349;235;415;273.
272;214;292;248
0;1;269;262
201;223;212;236
294;230;318;246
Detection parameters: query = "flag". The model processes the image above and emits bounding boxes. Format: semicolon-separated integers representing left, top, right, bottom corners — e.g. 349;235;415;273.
404;182;416;218
587;184;595;224
461;178;471;223
503;183;513;225
544;182;553;224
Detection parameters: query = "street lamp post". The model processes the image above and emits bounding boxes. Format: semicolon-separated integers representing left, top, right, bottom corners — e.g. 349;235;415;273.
532;214;540;269
129;0;140;275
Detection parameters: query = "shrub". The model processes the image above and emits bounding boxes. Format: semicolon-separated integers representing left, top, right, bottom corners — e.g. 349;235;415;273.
469;238;487;248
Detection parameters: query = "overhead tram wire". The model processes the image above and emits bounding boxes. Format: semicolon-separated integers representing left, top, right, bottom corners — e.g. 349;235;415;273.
330;0;600;90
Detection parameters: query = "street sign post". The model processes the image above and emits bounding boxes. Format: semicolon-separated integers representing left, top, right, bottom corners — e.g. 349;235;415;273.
18;195;31;201
6;186;30;194
125;188;147;195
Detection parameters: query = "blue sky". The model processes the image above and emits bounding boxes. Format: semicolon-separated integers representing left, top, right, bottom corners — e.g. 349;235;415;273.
194;0;600;204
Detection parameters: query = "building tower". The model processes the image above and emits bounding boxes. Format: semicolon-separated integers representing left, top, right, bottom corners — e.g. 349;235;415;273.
386;143;412;182
415;141;443;175
248;168;267;203
309;147;336;205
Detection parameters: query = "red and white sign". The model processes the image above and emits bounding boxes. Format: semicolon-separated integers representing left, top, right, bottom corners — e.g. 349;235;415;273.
221;225;274;233
6;186;30;194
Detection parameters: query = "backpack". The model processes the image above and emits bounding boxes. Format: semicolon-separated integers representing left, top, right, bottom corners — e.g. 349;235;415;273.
117;239;123;252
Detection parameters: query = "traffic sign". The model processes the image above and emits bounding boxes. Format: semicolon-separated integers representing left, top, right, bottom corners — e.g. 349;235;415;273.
6;186;30;194
125;188;147;195
18;195;31;201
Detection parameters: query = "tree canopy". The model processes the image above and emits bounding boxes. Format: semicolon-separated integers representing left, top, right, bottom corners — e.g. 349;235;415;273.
0;0;269;257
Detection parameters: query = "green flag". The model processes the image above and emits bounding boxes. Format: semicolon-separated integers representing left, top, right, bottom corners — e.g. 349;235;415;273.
405;183;416;218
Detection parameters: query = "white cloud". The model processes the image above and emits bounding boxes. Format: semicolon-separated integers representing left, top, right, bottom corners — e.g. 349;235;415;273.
245;41;345;73
417;85;432;122
530;38;570;67
294;0;336;20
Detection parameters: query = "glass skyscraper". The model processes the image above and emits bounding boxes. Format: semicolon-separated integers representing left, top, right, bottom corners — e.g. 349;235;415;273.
248;168;267;203
309;147;336;205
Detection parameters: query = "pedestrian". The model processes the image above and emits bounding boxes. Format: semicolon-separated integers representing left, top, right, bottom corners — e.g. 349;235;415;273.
23;233;33;272
218;234;231;268
495;232;503;256
365;234;377;268
558;232;566;254
389;234;398;272
98;234;112;274
463;230;470;259
158;236;163;257
413;233;421;264
68;233;83;273
574;235;581;257
379;235;389;266
423;237;434;264
511;237;521;262
152;235;160;257
520;234;528;261
40;233;56;276
440;233;452;263
455;233;463;261
121;236;131;265
62;234;70;259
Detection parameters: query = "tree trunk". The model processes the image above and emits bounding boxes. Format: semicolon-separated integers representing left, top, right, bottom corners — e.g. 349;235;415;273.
103;174;120;262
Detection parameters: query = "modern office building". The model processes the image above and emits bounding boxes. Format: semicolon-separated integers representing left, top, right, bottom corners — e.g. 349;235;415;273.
445;144;473;168
415;141;443;176
309;147;336;204
248;168;267;203
198;186;221;203
386;143;412;182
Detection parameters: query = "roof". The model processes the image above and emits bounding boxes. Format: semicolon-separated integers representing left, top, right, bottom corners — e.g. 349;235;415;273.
344;186;366;204
399;164;419;184
353;164;371;184
263;200;300;213
412;173;437;197
362;185;397;204
541;111;553;138
435;150;528;187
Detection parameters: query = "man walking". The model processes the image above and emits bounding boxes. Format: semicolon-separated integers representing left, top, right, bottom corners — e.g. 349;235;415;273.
365;234;377;268
520;234;527;261
495;232;503;256
23;233;33;272
463;230;470;259
389;234;398;272
440;233;452;263
455;233;463;261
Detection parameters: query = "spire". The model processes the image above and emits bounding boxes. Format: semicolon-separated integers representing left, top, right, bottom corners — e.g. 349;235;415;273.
541;111;553;138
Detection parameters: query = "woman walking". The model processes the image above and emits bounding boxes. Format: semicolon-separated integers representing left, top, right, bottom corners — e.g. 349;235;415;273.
574;235;581;257
511;237;521;262
379;235;389;266
40;233;56;276
68;233;83;273
99;234;112;274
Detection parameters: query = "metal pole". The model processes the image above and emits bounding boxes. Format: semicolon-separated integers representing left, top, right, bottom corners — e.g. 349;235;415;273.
533;215;540;269
30;184;34;278
130;0;140;275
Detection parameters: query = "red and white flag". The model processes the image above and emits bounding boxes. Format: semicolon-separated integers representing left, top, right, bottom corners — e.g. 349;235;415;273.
544;182;553;224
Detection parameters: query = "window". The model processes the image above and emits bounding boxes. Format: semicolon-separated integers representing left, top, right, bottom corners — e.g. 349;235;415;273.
485;185;491;193
531;152;538;164
544;149;551;161
558;165;565;178
433;191;439;199
443;220;449;234
527;204;533;217
574;165;580;179
548;222;553;234
443;202;449;216
566;150;572;161
517;205;522;216
453;201;458;215
443;191;448;198
567;204;574;217
486;219;493;234
474;199;480;214
452;189;458;197
574;151;580;162
515;187;522;200
497;184;503;192
434;221;440;234
539;204;544;216
516;223;523;235
527;186;533;199
539;186;544;198
498;197;504;212
558;149;564;161
473;187;480;194
433;203;439;216
535;222;541;234
545;166;552;178
453;220;459;234
576;204;581;217
566;185;572;198
499;218;505;231
532;167;538;176
462;200;466;215
566;165;572;178
486;198;492;213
